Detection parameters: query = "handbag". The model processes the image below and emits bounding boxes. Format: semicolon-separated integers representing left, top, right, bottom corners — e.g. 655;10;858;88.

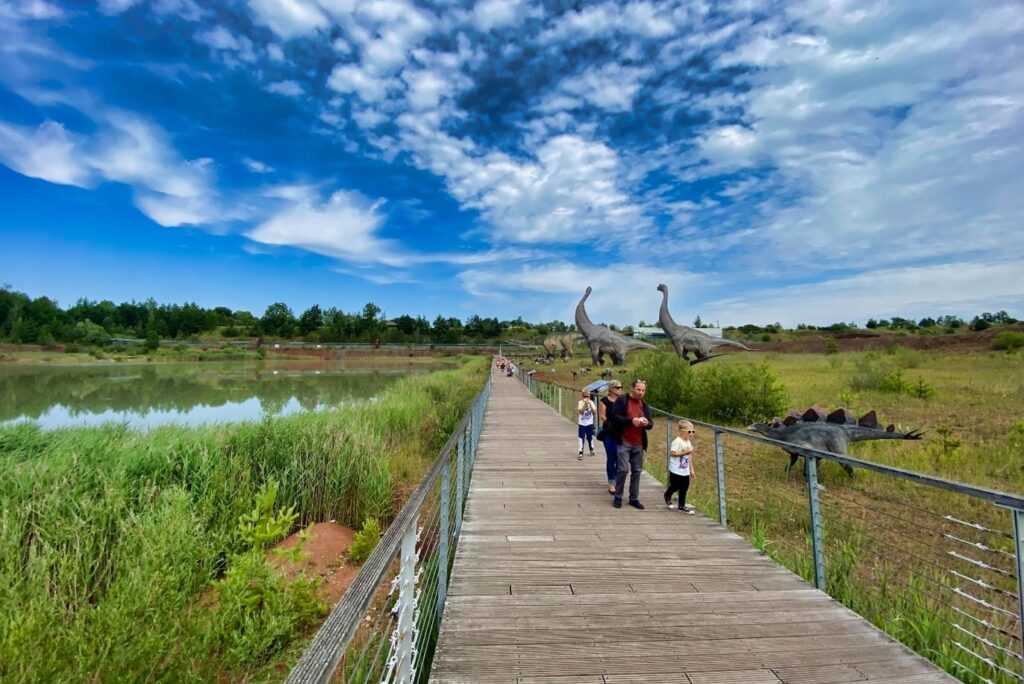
595;427;606;441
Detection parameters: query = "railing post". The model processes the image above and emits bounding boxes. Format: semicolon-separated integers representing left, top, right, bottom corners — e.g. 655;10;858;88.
666;414;672;476
1012;508;1024;661
437;462;450;626
455;431;464;537
558;386;562;417
395;523;418;683
806;455;826;591
714;431;727;527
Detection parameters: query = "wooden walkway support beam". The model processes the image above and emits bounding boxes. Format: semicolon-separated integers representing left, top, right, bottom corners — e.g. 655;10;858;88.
428;372;956;683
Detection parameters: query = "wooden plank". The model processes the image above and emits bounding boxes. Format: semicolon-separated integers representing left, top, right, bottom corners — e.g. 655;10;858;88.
427;373;957;683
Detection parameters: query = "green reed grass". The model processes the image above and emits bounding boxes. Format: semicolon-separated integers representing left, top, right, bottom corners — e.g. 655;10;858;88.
0;357;487;683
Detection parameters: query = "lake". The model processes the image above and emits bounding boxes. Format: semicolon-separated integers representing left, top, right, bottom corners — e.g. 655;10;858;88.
0;359;449;430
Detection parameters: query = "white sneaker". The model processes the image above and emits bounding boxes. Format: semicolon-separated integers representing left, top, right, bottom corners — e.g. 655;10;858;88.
577;452;583;460
665;501;676;510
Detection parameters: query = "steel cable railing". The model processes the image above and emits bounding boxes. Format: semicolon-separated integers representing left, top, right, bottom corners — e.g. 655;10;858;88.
519;373;1024;684
285;371;491;684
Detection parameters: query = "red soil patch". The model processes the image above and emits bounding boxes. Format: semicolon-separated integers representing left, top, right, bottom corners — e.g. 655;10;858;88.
749;324;1024;354
270;522;359;605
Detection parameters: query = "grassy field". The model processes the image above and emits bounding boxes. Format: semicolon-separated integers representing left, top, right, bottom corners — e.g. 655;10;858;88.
0;356;488;683
529;346;1024;683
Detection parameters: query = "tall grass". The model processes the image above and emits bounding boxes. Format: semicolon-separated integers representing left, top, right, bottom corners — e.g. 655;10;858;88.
0;357;487;682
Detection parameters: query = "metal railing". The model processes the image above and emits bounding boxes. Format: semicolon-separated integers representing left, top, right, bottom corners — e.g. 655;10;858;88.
286;373;491;684
519;372;1024;684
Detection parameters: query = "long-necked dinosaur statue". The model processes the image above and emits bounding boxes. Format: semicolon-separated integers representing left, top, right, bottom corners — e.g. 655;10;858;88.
748;407;924;477
575;287;655;366
656;283;751;364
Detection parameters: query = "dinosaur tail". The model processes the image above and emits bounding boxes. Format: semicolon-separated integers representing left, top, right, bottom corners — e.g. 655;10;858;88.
847;426;925;443
714;338;752;351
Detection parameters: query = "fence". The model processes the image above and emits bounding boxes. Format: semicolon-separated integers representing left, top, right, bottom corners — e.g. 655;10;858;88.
285;373;491;684
518;371;1024;684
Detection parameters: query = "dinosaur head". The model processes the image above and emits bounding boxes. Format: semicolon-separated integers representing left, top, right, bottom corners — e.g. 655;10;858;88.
656;283;668;294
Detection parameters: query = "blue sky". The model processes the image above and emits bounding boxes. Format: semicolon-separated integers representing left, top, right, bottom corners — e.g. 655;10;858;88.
1;0;1022;326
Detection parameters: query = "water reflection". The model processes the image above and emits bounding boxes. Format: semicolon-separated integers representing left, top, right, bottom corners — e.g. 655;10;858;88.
0;360;430;429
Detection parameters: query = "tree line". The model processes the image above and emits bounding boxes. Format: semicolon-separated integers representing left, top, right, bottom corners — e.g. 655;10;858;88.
0;286;570;347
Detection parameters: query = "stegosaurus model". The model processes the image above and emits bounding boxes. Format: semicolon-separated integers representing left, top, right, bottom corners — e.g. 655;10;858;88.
656;284;751;364
748;408;924;477
575;287;655;366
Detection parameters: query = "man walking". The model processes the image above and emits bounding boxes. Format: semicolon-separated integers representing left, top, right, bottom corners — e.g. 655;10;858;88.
609;379;653;509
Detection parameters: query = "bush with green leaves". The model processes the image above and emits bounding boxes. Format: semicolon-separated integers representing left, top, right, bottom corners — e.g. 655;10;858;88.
630;352;788;424
348;518;381;564
848;351;932;399
992;331;1024;351
207;480;324;668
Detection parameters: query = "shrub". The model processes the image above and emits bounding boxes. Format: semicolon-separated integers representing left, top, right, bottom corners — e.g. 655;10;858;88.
630;352;788;424
848;352;932;399
348;518;381;563
825;338;839;355
992;331;1024;351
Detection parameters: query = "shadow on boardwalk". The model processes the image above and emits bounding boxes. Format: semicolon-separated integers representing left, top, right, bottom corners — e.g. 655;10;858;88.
429;371;956;684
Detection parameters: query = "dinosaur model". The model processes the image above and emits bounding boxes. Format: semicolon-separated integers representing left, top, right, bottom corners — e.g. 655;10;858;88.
539;332;583;360
506;335;577;361
656;283;751;364
748;408;924;477
575;287;655;366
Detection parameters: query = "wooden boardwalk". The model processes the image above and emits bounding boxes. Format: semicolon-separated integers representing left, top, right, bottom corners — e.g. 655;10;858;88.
429;372;956;684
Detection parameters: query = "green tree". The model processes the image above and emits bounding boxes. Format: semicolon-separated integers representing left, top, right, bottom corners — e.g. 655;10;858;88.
298;305;323;337
260;303;297;338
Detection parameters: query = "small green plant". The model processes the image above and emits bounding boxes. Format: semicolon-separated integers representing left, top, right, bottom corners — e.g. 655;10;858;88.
910;377;934;399
934;423;961;457
750;517;772;554
825;338;839;355
237;480;299;551
348;518;382;563
256;348;267;359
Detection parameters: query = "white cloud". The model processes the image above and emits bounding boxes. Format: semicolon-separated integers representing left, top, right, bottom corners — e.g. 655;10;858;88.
246;0;328;39
542;63;652;113
398;124;648;243
243;157;274;173
98;0;139;14
196;26;257;63
0;120;95;187
266;43;286;62
683;1;1024;273
539;1;676;44
458;261;701;325
473;0;530;31
2;0;64;20
245;189;400;263
704;260;1024;327
266;80;303;96
0;112;223;227
327;63;393;102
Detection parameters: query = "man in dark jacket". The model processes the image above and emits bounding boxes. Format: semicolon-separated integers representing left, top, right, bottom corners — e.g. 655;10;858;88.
608;379;653;509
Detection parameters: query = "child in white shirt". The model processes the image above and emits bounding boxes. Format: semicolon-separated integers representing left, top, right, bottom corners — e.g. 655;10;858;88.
665;419;696;513
577;390;596;459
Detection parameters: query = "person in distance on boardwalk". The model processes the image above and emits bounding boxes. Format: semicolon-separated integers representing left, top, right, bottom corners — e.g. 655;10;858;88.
598;381;623;494
665;419;696;514
609;379;653;509
577;389;597;460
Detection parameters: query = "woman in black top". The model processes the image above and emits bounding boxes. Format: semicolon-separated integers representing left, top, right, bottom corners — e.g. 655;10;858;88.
598;382;623;493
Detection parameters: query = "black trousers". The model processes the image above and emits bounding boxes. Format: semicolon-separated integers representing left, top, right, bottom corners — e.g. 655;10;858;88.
664;473;690;506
